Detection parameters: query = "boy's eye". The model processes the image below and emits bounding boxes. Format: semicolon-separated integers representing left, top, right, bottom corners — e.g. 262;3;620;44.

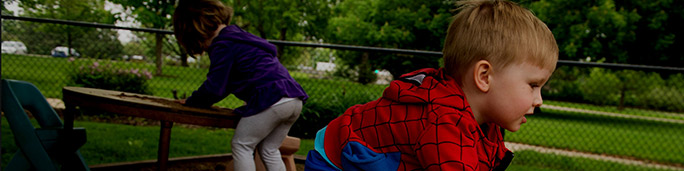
529;83;539;88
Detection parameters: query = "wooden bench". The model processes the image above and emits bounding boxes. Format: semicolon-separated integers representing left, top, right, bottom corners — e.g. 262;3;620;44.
62;87;300;171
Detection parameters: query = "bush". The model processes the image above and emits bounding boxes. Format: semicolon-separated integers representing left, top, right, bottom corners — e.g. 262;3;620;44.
68;58;153;95
333;64;378;84
578;68;621;105
572;67;681;112
543;66;584;102
639;85;684;112
289;78;384;138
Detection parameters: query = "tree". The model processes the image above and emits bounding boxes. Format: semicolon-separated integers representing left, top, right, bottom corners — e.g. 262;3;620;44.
230;0;334;65
325;0;454;83
518;0;683;67
619;0;684;67
10;0;123;59
110;0;177;74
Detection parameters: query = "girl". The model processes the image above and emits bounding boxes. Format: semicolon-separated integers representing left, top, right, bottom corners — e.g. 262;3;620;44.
173;0;308;170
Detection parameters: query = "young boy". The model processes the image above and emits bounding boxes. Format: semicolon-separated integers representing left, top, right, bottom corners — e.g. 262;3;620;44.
304;0;558;170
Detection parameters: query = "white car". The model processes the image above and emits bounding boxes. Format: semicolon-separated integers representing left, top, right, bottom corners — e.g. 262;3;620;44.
51;46;80;57
1;41;28;54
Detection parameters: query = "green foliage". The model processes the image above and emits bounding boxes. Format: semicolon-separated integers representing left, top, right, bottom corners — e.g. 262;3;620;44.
578;68;622;105
228;0;334;66
520;0;684;66
640;74;684;112
289;78;385;138
572;67;682;111
639;85;684;112
543;66;585;102
326;0;449;81
68;59;153;95
542;65;683;112
333;64;376;84
109;0;175;29
110;0;177;74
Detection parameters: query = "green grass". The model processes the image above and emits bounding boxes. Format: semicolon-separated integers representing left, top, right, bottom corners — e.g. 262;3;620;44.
508;108;684;165
507;150;678;171
1;54;246;108
4;118;679;170
544;100;684;121
1;118;235;166
1;54;387;109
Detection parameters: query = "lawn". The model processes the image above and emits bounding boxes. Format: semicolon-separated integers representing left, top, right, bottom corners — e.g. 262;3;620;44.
507;150;677;171
508;108;684;164
2;117;679;171
1;54;387;109
0;118;234;166
544;101;684;121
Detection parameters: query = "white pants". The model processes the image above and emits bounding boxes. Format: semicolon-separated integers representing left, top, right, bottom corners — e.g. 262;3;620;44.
232;98;302;171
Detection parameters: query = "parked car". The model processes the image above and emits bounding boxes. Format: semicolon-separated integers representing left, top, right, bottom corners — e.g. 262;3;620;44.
51;46;80;57
123;55;145;61
1;41;28;54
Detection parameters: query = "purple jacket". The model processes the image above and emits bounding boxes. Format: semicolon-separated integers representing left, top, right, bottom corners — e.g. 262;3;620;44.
184;25;308;117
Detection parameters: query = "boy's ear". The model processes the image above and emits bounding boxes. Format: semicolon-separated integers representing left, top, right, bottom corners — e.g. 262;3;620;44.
473;60;492;93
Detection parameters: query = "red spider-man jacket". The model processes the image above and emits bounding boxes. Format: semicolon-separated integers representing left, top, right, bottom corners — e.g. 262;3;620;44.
305;68;513;171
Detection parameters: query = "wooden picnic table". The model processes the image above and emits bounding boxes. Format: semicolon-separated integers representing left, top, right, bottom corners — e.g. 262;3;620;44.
61;87;254;170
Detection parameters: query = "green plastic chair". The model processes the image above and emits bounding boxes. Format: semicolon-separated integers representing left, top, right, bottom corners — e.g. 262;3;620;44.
1;79;89;171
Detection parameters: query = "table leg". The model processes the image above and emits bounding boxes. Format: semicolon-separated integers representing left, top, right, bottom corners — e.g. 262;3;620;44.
63;102;75;131
158;120;173;171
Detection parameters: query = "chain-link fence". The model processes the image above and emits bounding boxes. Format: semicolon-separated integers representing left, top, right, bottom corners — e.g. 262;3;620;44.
2;16;683;170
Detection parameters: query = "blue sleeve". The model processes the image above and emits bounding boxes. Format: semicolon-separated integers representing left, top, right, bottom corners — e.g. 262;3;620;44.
305;150;340;171
184;43;236;108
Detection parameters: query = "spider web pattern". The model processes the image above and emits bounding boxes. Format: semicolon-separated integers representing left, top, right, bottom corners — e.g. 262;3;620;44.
323;68;509;171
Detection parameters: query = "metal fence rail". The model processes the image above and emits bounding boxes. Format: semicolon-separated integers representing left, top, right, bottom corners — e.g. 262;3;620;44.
5;15;683;73
2;15;683;170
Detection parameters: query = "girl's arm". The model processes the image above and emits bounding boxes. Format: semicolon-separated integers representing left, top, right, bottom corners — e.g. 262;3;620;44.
184;43;236;108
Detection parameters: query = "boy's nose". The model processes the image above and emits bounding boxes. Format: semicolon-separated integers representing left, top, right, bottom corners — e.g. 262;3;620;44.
532;92;543;107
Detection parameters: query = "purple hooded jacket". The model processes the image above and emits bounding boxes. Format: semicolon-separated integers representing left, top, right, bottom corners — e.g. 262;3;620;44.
184;25;308;117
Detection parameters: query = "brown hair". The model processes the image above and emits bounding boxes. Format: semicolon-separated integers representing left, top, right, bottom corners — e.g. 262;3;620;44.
173;0;233;55
443;0;558;84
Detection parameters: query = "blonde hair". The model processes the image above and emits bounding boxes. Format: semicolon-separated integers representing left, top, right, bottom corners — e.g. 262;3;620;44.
173;0;233;55
443;0;558;84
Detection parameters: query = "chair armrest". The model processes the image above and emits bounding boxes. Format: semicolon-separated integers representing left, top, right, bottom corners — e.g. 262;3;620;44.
35;127;87;154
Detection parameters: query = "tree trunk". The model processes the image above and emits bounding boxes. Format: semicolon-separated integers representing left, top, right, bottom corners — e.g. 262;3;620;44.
277;28;287;60
67;27;72;56
257;24;267;39
155;33;164;76
358;52;375;84
177;42;188;67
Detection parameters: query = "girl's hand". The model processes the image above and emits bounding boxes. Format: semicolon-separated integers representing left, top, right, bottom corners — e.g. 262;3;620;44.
176;99;187;105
